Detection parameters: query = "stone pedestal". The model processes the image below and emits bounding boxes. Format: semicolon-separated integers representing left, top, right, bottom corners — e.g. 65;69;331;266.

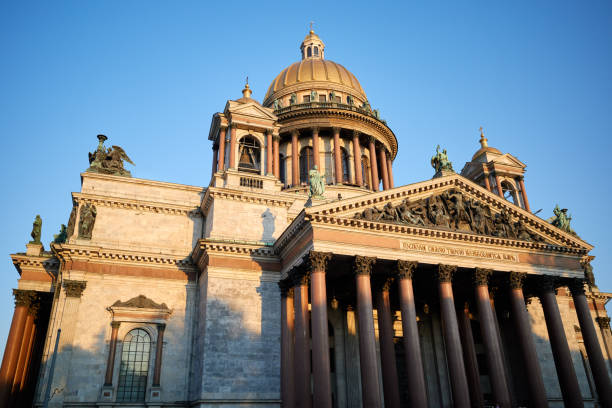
99;385;114;403
25;243;43;256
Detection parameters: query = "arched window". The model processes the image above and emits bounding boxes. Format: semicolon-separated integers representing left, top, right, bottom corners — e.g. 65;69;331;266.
279;153;286;186
361;155;370;188
117;329;151;402
341;148;350;183
313;46;319;56
238;136;261;174
307;47;312;58
300;147;314;184
501;181;519;205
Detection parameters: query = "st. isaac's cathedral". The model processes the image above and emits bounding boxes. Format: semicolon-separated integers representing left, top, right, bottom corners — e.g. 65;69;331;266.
1;30;612;408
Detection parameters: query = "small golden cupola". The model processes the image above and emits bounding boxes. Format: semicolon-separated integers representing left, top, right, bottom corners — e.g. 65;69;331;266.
300;26;325;60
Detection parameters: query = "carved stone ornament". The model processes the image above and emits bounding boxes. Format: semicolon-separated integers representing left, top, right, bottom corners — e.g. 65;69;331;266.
354;256;376;276
567;279;586;296
595;316;610;330
308;251;332;272
474;268;492;287
63;280;87;298
290;263;310;286
509;271;527;289
278;279;294;298
537;276;558;294
380;277;394;292
397;260;417;280
78;203;97;239
110;321;121;329
353;188;546;243
13;289;37;308
437;264;457;283
111;295;168;310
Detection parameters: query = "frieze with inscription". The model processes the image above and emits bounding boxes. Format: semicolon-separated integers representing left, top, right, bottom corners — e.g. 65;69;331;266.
354;189;546;243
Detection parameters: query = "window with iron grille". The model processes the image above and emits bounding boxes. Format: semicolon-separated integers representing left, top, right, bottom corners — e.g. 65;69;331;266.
117;329;151;402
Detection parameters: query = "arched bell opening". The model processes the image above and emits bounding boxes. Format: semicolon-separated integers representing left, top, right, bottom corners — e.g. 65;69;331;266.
237;135;261;174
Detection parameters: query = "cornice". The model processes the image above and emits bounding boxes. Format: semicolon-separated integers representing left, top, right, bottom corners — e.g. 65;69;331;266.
11;253;59;276
80;172;205;193
201;187;296;214
275;106;397;159
273;211;308;255
73;192;202;217
52;243;196;272
192;239;280;270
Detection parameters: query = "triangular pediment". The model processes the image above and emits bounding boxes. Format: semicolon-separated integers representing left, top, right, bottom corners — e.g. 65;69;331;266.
226;100;278;121
306;174;592;251
491;153;525;168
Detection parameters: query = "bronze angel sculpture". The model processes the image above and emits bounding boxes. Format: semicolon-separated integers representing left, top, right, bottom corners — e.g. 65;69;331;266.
86;134;134;177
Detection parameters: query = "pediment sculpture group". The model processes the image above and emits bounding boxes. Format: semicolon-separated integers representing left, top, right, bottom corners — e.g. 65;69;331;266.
354;188;545;242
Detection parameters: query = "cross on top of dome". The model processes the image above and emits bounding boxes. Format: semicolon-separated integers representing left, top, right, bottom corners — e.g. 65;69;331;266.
301;24;325;60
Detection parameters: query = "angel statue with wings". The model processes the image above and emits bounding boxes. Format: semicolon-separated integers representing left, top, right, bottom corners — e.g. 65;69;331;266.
87;134;135;177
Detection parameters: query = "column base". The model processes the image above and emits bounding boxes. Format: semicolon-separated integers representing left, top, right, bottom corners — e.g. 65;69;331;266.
150;386;162;402
99;385;114;402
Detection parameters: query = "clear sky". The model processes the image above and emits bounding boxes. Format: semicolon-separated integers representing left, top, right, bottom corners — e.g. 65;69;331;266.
1;1;611;353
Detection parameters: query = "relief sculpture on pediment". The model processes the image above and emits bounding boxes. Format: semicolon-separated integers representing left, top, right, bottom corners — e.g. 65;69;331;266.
354;189;545;242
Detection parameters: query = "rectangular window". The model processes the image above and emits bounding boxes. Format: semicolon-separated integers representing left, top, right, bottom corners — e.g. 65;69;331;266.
333;96;341;103
303;95;310;103
319;95;327;102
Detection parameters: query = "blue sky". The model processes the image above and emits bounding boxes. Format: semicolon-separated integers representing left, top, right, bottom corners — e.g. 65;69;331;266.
1;1;611;352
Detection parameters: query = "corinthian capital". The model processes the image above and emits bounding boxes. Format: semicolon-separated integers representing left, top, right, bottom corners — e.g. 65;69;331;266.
397;260;417;280
63;280;87;298
596;316;610;330
538;276;558;295
309;251;332;273
354;256;376;276
437;264;457;283
13;289;37;308
568;278;586;296
509;272;527;289
474;268;492;287
290;263;310;287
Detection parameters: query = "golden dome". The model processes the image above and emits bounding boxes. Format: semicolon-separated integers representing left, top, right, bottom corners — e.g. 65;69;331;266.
264;59;367;105
263;30;367;106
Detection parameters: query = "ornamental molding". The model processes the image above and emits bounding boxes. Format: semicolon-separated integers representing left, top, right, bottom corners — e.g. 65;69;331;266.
200;187;295;215
192;239;280;271
108;294;172;321
11;253;59;275
72;192;202;217
52;243;196;271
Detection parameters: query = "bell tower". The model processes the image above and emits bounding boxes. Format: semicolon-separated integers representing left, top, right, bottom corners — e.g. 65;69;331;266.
461;128;531;211
300;26;325;60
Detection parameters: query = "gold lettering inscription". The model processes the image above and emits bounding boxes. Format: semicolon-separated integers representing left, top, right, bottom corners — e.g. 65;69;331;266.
401;242;519;262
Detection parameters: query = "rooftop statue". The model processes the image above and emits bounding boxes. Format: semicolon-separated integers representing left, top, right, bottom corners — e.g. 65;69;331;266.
87;134;134;177
431;145;454;175
308;165;325;198
547;204;576;236
52;224;67;244
29;215;42;244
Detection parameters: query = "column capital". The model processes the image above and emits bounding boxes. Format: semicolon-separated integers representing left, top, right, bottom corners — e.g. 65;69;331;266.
12;289;37;308
509;271;527;289
368;136;377;145
352;130;360;138
380;277;394;292
397;260;417;280
437;264;457;283
229;123;238;129
156;322;166;331
516;175;525;181
308;251;332;273
596;316;610;330
111;321;121;329
290;263;310;287
63;279;87;298
474;268;492;287
568;278;586;296
272;134;281;142
311;127;320;134
354;256;376;276
278;279;295;297
291;129;300;137
537;275;558;295
332;127;341;134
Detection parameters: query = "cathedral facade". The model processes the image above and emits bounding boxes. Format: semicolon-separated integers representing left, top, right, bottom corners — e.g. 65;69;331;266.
1;30;612;408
